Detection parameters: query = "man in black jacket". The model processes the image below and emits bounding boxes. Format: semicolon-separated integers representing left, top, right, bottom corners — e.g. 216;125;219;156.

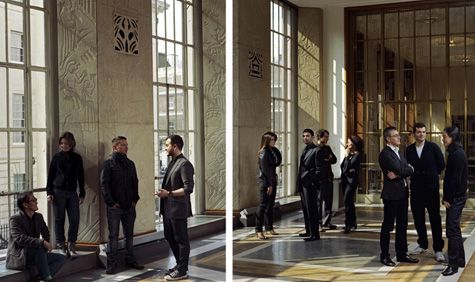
378;126;418;266
101;136;144;274
406;123;445;262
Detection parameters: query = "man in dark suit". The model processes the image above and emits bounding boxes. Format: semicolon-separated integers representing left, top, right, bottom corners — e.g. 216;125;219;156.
406;123;445;262
156;134;195;281
297;128;320;241
316;129;337;230
378;126;418;266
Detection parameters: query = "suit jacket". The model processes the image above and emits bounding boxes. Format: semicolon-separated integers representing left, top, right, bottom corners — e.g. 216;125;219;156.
6;211;50;270
160;154;195;219
317;144;337;181
258;147;278;188
379;146;414;200
406;141;445;191
340;151;361;187
297;144;326;192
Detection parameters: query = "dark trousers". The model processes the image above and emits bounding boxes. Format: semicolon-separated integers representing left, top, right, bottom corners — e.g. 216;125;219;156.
319;181;333;226
255;183;277;232
342;182;357;228
299;190;310;234
106;206;136;266
53;189;80;244
26;247;66;279
163;217;190;273
380;198;408;258
446;196;466;268
302;186;320;237
410;188;444;252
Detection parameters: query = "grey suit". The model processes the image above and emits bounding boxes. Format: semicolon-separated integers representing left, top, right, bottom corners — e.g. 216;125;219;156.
160;154;194;273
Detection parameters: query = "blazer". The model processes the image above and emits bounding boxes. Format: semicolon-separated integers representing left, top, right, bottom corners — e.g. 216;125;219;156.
160;154;195;219
340;151;362;187
406;141;445;191
6;211;50;270
258;147;278;188
443;143;468;203
297;144;318;191
317;144;337;181
378;146;414;200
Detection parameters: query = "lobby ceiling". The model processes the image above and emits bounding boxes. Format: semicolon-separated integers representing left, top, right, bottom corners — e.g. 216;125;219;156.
288;0;419;8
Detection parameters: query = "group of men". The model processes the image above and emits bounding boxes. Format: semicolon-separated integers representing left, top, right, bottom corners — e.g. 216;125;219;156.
6;134;194;282
296;123;447;267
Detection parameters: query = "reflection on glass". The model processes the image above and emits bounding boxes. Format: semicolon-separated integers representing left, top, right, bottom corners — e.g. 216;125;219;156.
356;15;366;39
431;8;446;35
0;3;6;62
431;68;446;101
384;13;398;38
432;103;447;132
32;132;46;189
400;11;413;37
7;4;24;64
31;71;46;128
9;68;24;130
175;0;183;43
30;9;45;67
0;132;7;193
449;7;464;34
415;10;430;36
175;44;183;86
431;36;446;67
468;6;475;33
449;67;465;101
186;3;193;45
165;0;174;40
416;37;430;67
367;14;380;39
188;90;194;130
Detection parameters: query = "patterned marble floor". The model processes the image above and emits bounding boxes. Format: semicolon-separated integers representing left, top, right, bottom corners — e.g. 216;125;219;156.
233;207;475;281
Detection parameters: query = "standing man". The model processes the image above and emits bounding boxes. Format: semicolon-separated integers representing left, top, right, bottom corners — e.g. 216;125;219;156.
316;129;337;230
156;134;195;281
379;126;418;266
101;136;144;274
406;123;445;262
6;192;66;281
297;129;320;241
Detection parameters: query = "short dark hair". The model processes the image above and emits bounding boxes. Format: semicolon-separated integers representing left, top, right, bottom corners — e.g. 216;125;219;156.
264;131;277;141
17;191;33;212
302;128;314;136
443;125;462;145
112;136;127;146
350;135;363;152
383;126;397;142
167;134;184;150
59;131;76;150
317;129;329;138
413;122;426;133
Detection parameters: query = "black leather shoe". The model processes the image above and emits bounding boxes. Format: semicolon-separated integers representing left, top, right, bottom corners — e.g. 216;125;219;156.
323;224;337;230
458;261;466;268
397;255;419;263
304;236;320;241
442;266;458;276
126;261;144;270
380;257;395;266
298;232;309;237
343;227;351;234
105;266;118;274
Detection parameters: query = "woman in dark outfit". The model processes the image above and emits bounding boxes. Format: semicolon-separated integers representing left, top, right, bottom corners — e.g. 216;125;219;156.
441;126;468;276
255;132;281;239
46;132;85;257
340;135;362;234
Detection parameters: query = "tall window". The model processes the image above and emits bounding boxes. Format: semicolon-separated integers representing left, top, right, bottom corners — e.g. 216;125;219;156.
348;3;475;198
0;0;49;234
271;0;295;197
152;0;197;213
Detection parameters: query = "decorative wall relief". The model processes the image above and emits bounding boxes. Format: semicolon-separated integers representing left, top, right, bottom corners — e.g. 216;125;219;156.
113;14;139;55
249;50;263;78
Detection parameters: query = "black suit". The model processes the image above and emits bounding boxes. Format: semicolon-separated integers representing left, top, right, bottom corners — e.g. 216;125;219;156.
378;145;414;259
317;144;337;226
297;143;320;237
160;154;195;273
340;152;361;228
406;141;445;252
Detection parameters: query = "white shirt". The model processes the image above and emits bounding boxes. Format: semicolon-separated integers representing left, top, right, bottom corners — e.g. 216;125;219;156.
416;140;425;158
387;144;400;159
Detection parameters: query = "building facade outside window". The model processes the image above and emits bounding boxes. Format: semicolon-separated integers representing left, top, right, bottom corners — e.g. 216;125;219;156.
0;0;50;248
152;0;198;216
270;0;296;198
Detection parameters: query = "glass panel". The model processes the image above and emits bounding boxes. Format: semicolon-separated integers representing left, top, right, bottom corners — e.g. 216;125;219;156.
32;132;46;189
175;44;183;86
367;72;379;102
384;71;398;100
431;8;446;35
188;89;194;130
153;85;158;130
356;41;364;71
272;65;282;98
0;3;6;62
431;68;447;101
7;4;24;64
449;7;465;34
384;39;398;70
0;67;6;128
400;11;413;37
9;68;24;129
415;10;430;36
175;0;183;43
0;132;7;193
431;35;446;67
449;67;465;102
432;103;447;132
31;71;46;128
176;88;184;131
416;36;430;67
401;69;413;100
278;3;284;34
10;133;26;190
356;15;366;40
450;100;464;131
168;87;176;133
152;39;157;82
166;41;175;84
157;39;166;83
158;86;168;130
151;0;156;36
467;33;475;66
468;6;475;33
384;104;398;128
157;0;165;37
367;102;380;132
355;72;364;100
165;0;174;40
274;100;283;132
415;103;430;128
367;40;381;72
186;2;193;45
30;9;45;67
366;134;381;164
384;13;398;38
402;103;415;132
449;34;465;66
415;69;429;100
367;14;381;39
356;102;363;133
400;38;413;69
468;67;475;101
